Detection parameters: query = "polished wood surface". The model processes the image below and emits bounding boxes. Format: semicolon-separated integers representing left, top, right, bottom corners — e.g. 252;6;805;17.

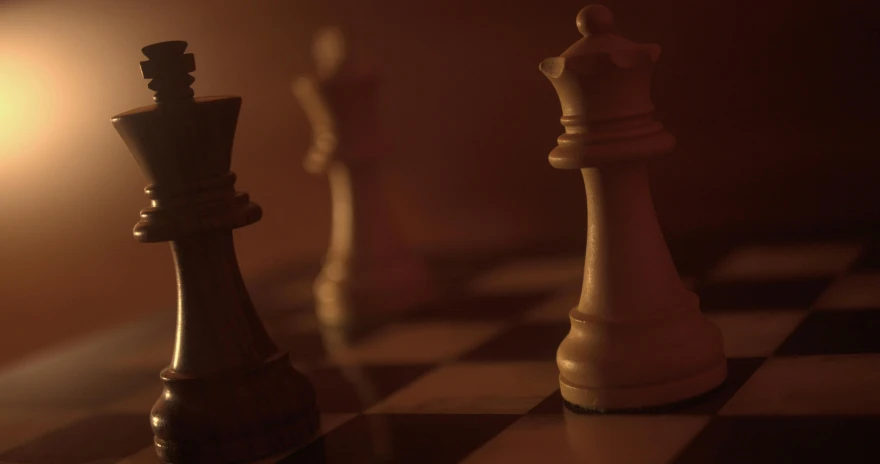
111;41;319;463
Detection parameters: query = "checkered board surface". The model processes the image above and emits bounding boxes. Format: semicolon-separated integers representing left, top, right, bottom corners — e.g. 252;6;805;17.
2;230;880;464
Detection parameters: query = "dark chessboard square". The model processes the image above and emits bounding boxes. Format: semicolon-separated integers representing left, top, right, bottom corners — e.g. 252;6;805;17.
696;278;832;311
0;413;152;464
674;416;880;464
668;236;738;278
273;332;331;364
528;389;565;414
307;364;434;413
459;323;570;361
282;414;519;464
413;292;552;321
527;358;764;415
425;252;506;289
854;241;880;271
775;309;880;355
256;298;316;324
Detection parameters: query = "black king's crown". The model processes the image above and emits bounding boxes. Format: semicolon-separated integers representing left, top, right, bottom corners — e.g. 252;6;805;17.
111;41;261;243
140;40;196;103
540;5;675;168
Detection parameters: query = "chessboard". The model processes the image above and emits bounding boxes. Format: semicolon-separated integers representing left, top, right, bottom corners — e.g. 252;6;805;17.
1;227;879;464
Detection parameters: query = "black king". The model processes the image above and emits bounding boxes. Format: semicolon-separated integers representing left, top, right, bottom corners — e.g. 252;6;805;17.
111;41;319;463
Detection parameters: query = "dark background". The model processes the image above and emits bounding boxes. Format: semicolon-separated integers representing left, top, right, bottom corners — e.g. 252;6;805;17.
0;0;877;366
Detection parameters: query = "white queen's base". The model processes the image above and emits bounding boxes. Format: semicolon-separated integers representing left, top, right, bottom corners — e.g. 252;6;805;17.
557;292;727;411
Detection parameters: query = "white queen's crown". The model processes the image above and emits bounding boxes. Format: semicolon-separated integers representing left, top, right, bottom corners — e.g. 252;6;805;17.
540;5;675;168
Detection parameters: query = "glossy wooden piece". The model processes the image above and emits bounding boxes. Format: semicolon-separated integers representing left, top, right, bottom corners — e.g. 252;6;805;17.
541;6;727;410
293;28;434;327
111;41;319;463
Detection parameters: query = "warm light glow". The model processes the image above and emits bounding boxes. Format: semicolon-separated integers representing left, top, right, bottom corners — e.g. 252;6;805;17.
0;51;49;159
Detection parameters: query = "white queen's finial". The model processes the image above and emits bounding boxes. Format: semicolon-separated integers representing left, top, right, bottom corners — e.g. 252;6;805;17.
576;4;614;36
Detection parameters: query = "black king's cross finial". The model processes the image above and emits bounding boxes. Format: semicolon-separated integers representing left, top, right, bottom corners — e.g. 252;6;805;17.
140;41;196;103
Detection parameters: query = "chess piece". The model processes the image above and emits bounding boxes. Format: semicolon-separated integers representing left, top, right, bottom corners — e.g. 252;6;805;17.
293;27;434;327
540;5;727;410
111;41;319;463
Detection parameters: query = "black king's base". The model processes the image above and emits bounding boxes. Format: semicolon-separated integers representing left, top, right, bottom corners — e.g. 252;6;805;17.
153;352;319;463
148;230;320;463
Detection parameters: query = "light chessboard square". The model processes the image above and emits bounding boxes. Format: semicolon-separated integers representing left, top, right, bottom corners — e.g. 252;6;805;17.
115;445;160;463
265;279;314;309
706;309;807;357
271;310;322;334
709;242;865;281
521;288;580;323
0;408;91;455
367;362;559;414
522;279;694;324
814;272;880;310
109;337;172;371
721;354;880;415
468;255;584;295
461;413;710;464
325;321;507;365
102;384;162;414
